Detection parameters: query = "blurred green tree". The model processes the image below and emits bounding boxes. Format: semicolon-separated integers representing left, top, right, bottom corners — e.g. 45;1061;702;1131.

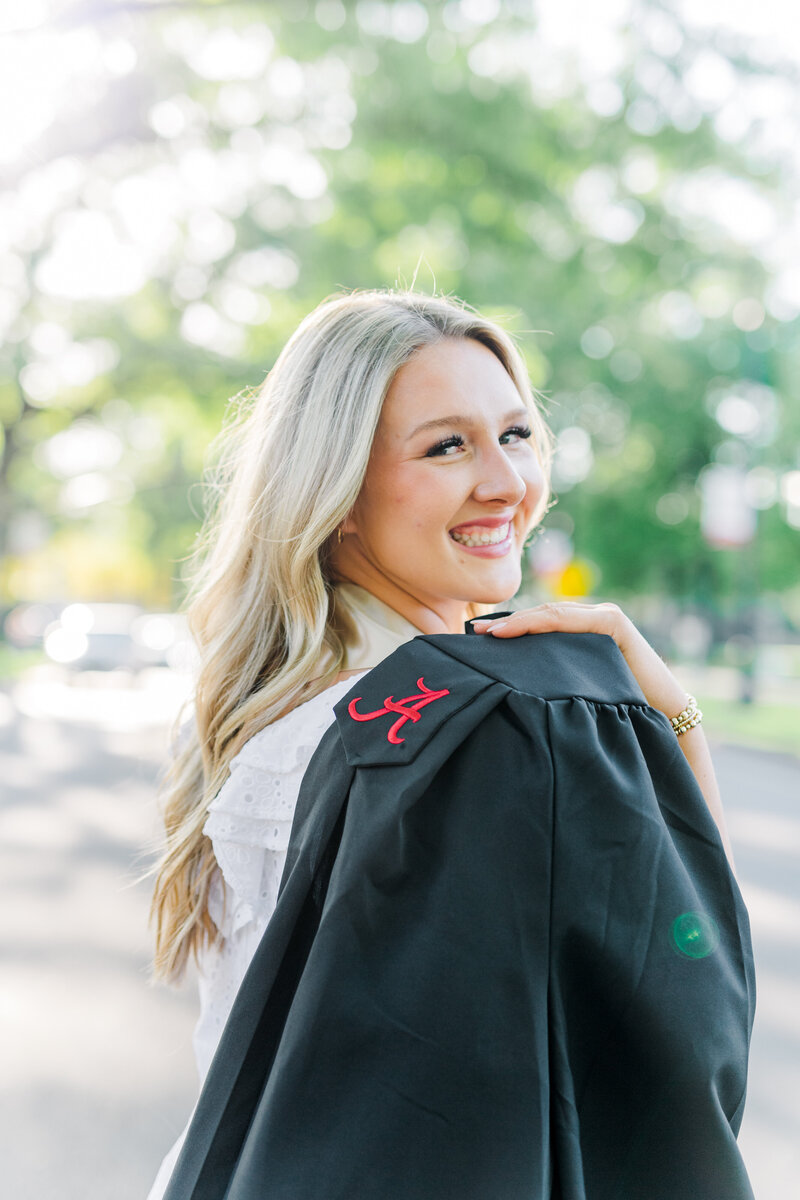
0;0;798;631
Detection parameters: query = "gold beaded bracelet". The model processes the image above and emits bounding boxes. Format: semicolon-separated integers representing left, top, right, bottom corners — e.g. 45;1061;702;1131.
669;695;703;736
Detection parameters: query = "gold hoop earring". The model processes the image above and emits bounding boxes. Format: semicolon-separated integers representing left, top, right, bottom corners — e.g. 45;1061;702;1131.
336;527;343;545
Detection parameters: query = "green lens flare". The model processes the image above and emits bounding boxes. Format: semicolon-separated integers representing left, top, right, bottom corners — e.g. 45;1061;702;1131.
671;911;719;959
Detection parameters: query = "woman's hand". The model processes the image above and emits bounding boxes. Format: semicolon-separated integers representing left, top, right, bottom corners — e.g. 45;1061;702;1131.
471;602;736;870
471;602;688;721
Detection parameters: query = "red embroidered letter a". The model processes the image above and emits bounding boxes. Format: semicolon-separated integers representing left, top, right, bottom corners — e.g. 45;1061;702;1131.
347;677;450;745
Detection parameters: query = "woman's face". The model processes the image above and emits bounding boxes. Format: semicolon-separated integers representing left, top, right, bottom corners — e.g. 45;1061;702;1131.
342;337;547;631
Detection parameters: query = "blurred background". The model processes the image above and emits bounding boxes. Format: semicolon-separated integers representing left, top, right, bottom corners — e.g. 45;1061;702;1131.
0;1;798;1196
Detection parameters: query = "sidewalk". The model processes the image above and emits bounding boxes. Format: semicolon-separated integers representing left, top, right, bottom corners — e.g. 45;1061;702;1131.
0;675;198;1200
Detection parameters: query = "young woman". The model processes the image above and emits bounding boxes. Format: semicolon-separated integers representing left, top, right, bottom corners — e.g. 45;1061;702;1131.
147;289;738;1197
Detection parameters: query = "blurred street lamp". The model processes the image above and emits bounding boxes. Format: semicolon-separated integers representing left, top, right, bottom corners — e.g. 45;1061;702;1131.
780;470;800;529
699;463;756;549
699;378;782;703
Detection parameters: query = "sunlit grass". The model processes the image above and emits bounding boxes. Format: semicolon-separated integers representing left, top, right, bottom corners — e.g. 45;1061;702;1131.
702;697;800;756
0;645;46;682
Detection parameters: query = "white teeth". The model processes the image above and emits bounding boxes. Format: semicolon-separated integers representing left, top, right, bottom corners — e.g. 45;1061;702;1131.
450;522;510;548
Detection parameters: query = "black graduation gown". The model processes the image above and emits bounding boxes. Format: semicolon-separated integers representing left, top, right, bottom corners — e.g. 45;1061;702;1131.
163;629;755;1200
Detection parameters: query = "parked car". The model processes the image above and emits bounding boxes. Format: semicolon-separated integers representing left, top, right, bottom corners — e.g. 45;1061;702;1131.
43;603;145;671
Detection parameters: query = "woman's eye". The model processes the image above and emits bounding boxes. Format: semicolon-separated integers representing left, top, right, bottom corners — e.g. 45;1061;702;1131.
500;425;533;445
425;425;532;458
425;435;465;458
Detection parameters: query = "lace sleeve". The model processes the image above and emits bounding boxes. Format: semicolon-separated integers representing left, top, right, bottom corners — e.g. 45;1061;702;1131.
146;675;368;1200
202;673;365;938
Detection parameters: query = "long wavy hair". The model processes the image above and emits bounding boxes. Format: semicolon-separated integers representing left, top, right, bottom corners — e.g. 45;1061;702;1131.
150;289;552;981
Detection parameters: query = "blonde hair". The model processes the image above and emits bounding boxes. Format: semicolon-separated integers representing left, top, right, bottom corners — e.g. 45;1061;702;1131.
150;289;552;981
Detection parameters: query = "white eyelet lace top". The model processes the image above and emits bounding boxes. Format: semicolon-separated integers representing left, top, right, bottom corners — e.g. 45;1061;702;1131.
147;585;423;1199
194;671;369;1078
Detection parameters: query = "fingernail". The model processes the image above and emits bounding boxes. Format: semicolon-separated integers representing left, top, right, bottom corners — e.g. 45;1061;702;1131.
488;621;508;632
471;619;490;628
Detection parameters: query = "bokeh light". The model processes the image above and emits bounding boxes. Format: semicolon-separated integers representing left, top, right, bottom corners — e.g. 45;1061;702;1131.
671;911;720;959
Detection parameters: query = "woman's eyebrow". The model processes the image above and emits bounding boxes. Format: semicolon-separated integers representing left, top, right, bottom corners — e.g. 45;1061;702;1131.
406;407;529;440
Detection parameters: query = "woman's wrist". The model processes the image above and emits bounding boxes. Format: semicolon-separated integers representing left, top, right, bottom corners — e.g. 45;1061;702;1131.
669;695;703;736
614;619;691;720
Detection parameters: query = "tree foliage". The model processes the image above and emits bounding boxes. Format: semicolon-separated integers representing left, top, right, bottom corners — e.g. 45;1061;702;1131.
1;0;798;627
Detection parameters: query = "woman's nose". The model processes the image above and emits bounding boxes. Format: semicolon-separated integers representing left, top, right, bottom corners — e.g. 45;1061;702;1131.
471;445;528;506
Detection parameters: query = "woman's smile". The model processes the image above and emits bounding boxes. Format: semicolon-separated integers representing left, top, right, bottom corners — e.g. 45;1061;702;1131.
333;337;547;632
449;517;514;553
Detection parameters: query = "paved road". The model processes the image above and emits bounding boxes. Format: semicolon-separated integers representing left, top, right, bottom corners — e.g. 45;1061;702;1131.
1;668;797;1199
716;744;800;1198
0;670;198;1200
